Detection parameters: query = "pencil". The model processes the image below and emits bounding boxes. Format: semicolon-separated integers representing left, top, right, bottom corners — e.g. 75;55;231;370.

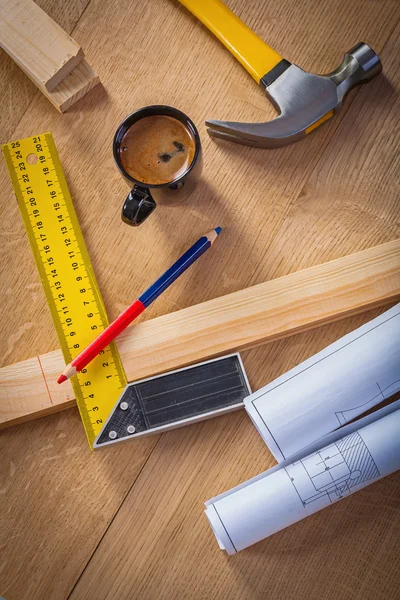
57;227;221;383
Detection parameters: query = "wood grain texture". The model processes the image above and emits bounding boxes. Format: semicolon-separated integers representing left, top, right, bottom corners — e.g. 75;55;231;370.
0;1;399;600
0;0;91;138
1;239;399;429
0;0;84;92
42;59;100;112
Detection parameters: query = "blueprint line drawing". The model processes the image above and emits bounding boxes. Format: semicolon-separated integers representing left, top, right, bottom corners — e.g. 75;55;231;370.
243;305;400;462
335;379;400;426
285;432;380;506
205;407;400;554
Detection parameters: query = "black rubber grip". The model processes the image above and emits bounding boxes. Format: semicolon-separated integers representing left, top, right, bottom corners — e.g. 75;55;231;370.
260;59;292;88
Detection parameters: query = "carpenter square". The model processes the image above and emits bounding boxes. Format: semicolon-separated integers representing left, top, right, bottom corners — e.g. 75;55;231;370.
94;354;251;447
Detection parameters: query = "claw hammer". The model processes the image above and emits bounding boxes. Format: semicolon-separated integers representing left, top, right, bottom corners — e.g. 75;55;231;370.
178;0;382;148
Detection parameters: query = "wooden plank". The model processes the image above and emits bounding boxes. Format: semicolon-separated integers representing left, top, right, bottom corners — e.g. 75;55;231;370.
0;0;84;92
1;239;398;429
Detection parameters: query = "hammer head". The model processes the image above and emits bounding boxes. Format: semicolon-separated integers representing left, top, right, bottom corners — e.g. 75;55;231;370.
206;43;382;148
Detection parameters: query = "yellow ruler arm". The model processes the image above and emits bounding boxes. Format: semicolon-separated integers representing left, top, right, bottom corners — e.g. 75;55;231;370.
2;133;127;448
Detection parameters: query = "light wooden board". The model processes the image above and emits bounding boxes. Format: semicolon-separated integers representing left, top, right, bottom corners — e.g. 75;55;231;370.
0;239;399;429
0;1;399;600
0;0;84;91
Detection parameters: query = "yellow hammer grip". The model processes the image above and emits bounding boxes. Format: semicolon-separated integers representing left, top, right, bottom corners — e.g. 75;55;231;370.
178;0;282;83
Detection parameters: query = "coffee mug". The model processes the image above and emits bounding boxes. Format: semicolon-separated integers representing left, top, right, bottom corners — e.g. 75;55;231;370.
113;105;202;226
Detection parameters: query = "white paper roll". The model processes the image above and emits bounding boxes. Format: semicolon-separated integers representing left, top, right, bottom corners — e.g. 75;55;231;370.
244;304;400;462
205;406;400;554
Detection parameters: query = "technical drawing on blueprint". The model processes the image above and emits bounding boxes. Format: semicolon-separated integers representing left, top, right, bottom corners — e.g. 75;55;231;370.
285;431;380;506
335;379;400;425
205;407;400;554
244;304;400;461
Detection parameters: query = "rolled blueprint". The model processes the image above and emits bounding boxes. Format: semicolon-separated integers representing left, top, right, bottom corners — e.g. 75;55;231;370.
244;304;400;461
205;405;400;554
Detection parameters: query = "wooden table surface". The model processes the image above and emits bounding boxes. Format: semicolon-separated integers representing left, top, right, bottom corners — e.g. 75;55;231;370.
1;1;399;599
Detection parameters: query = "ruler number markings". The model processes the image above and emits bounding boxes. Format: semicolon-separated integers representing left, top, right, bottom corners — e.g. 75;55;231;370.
3;133;127;447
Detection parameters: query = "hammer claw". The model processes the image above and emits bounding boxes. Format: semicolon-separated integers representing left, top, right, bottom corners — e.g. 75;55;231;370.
206;128;268;148
206;118;306;149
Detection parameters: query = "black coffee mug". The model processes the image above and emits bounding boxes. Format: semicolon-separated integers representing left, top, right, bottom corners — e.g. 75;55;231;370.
113;105;202;226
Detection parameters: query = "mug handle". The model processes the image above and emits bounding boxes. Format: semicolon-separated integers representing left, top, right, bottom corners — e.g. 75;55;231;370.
121;186;157;226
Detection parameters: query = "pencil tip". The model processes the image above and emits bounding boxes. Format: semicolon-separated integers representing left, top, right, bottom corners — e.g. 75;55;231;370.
57;374;67;384
206;227;222;244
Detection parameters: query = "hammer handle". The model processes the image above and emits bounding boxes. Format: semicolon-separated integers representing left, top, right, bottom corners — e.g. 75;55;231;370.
178;0;283;83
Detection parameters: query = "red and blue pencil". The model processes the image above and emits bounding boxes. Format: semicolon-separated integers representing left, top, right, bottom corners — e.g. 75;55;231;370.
57;227;221;383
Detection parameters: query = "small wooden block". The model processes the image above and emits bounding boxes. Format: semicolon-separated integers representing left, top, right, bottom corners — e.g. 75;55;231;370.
45;59;100;112
0;0;84;92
